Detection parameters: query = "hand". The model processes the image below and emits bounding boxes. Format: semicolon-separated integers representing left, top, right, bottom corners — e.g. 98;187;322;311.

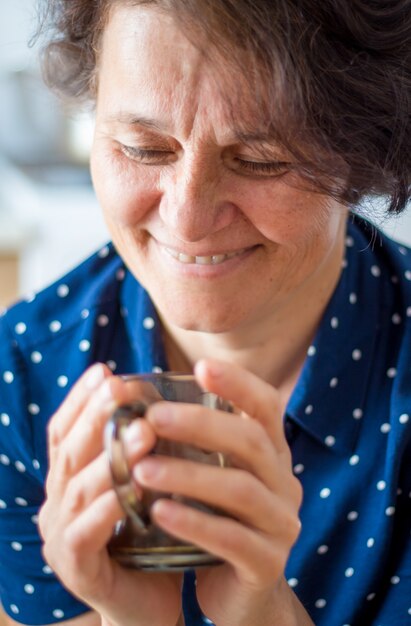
38;364;183;626
135;359;304;626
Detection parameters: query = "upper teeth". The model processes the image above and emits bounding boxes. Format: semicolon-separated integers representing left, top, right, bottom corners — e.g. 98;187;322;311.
164;247;246;265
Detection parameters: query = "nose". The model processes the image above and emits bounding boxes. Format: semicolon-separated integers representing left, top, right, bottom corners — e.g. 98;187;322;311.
158;153;236;243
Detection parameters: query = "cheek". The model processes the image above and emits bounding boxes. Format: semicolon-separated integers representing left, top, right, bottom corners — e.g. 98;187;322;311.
242;179;341;249
90;145;160;227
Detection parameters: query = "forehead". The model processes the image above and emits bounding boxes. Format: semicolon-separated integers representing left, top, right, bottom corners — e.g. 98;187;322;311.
97;4;267;139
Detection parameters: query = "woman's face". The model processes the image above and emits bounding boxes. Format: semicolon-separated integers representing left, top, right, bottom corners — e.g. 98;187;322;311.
91;5;347;334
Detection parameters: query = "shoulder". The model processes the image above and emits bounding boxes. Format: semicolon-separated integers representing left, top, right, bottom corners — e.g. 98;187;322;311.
1;242;124;352
0;243;126;471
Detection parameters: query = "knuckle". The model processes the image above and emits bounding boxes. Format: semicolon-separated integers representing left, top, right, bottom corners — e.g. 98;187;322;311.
64;478;86;517
47;418;62;449
243;419;270;455
230;470;260;505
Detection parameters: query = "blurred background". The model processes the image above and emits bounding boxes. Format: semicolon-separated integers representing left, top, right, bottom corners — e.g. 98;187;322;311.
0;1;109;309
0;2;411;310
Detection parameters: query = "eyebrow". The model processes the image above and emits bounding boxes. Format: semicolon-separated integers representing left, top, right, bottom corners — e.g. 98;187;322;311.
104;113;168;132
104;112;279;146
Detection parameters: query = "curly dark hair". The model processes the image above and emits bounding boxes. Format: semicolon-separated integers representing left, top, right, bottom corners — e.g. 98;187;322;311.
37;0;411;213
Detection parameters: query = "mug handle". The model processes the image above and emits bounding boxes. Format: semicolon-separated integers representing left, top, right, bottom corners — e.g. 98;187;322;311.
105;402;151;534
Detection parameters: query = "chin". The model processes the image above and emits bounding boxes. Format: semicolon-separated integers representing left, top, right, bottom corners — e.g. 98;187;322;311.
160;305;246;335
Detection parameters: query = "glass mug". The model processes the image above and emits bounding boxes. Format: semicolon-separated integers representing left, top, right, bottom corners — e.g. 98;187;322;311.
104;373;232;571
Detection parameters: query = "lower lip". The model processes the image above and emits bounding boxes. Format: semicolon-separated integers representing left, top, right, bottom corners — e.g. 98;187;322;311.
155;242;259;278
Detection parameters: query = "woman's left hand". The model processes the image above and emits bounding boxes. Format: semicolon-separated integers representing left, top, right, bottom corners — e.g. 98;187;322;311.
134;359;304;626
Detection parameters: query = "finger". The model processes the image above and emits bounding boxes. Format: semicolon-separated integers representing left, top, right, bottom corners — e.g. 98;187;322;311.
151;499;300;588
134;456;301;534
49;375;135;493
48;363;111;464
194;359;288;453
146;401;286;493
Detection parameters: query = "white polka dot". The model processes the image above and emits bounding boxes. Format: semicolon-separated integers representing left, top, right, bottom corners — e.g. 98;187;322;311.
387;367;397;378
121;307;128;318
407;306;411;317
371;265;381;277
352;349;362;361
32;459;40;470
98;245;110;258
0;454;10;465
317;544;329;555
79;339;91;352
307;345;316;356
152;365;163;373
353;408;363;419
15;497;28;507
315;599;327;609
342;258;348;269
107;360;117;371
385;506;395;516
325;435;336;447
11;542;22;551
15;461;26;473
10;605;19;615
377;480;386;491
329;377;338;388
143;316;155;330
24;584;35;594
31;351;43;364
349;455;360;466
349;292;357;304
367;593;376;601
288;578;299;588
15;322;27;335
294;464;305;475
380;423;391;434
305;404;313;415
3;371;14;383
97;314;109;327
49;320;62;333
53;610;65;619
202;618;213;625
405;270;411;281
25;292;36;303
390;575;400;584
57;375;68;388
399;413;409;424
320;488;331;498
345;567;354;577
116;268;126;281
392;313;401;324
57;284;69;298
345;236;354;247
367;538;375;548
399;246;408;256
347;511;358;521
330;317;339;329
81;308;90;319
28;403;40;415
43;565;53;574
1;413;10;426
0;499;6;509
31;515;39;526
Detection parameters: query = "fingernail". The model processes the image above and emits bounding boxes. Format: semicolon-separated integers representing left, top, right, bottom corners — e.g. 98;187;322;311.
196;359;223;378
134;458;161;481
124;420;145;453
149;404;174;426
85;363;105;389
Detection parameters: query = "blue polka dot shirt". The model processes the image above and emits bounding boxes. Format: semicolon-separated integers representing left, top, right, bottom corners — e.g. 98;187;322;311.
0;216;410;625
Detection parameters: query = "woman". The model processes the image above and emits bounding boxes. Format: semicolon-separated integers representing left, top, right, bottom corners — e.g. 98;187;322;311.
0;1;410;625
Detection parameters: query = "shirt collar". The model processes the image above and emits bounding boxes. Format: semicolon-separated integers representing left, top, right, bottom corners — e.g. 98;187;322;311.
120;270;169;374
286;216;381;456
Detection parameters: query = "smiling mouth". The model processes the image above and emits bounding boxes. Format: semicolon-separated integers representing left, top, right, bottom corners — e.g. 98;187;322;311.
163;247;249;265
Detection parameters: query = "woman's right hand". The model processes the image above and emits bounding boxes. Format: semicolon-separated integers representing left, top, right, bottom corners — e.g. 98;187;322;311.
38;364;183;626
